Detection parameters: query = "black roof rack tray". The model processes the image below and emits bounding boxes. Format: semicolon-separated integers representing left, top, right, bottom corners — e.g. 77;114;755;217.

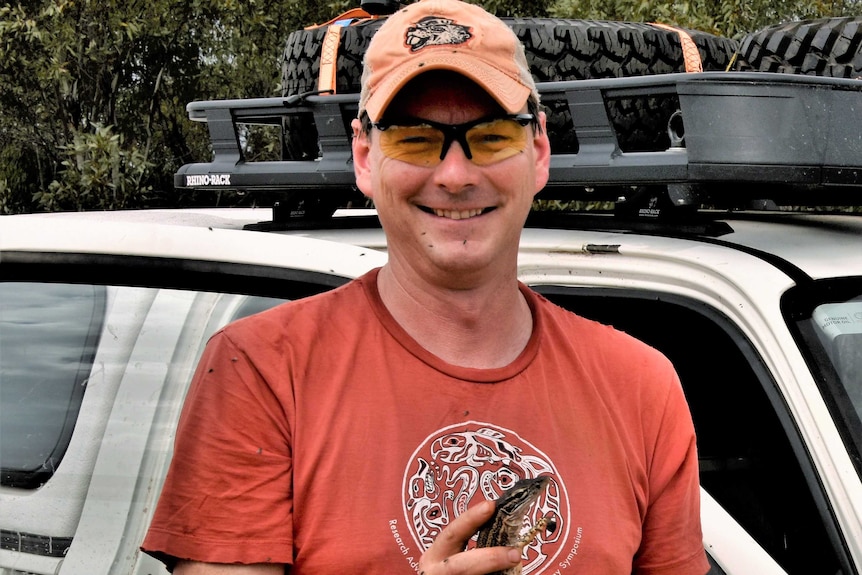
175;72;862;205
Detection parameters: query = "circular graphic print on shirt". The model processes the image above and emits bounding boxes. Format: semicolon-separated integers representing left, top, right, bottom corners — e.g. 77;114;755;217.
402;421;569;574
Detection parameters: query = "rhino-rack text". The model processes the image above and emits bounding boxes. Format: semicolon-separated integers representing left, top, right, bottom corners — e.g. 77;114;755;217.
185;174;231;186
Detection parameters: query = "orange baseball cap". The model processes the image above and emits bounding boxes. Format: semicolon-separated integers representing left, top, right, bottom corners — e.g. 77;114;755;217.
358;0;539;122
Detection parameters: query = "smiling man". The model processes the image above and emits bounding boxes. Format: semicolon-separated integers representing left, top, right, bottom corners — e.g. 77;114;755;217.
352;70;545;366
142;1;709;574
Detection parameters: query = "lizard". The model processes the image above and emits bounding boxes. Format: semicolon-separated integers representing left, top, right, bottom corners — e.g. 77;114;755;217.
474;476;557;575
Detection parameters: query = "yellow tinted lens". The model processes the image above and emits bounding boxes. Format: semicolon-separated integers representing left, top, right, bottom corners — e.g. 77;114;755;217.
466;119;529;166
378;125;444;166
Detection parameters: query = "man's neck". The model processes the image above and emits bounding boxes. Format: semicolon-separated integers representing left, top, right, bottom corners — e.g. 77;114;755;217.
376;264;533;369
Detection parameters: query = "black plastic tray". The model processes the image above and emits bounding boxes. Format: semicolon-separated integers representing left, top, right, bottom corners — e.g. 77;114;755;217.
175;72;862;205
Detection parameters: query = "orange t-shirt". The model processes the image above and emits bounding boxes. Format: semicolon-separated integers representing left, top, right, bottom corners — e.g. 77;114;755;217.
143;269;708;575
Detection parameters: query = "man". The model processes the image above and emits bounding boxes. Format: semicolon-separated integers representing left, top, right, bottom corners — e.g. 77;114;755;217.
142;1;708;574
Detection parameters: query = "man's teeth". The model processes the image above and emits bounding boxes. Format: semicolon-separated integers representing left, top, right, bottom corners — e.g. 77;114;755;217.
433;208;484;220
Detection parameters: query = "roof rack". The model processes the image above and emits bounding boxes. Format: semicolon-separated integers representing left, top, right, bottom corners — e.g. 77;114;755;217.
175;72;862;217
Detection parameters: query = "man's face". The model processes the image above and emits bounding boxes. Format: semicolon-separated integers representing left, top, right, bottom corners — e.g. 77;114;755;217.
353;71;550;288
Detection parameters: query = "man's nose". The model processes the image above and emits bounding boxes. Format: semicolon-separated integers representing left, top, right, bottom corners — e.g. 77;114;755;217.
432;138;478;192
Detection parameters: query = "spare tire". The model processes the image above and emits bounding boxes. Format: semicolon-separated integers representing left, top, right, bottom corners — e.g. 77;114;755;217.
506;19;738;153
281;17;739;158
735;17;862;78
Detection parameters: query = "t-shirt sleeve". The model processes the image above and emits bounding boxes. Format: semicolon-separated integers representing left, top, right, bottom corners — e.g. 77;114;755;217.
634;365;709;575
141;329;294;568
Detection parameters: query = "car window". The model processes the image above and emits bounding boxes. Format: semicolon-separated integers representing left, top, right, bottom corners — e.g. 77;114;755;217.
785;278;862;483
0;283;106;489
0;282;286;491
232;294;290;320
537;286;846;575
813;300;862;393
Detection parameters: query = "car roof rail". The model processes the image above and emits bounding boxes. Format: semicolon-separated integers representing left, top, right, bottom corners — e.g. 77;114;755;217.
175;72;862;221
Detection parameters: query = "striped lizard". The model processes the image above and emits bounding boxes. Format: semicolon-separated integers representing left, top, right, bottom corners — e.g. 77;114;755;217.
474;476;556;575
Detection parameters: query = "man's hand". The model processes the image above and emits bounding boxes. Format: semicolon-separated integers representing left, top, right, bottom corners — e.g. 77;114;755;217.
418;500;522;575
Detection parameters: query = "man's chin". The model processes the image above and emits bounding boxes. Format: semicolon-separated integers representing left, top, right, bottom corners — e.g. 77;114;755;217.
426;247;498;280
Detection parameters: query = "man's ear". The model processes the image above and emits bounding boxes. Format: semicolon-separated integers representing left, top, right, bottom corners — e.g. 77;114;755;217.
532;111;551;197
351;118;374;200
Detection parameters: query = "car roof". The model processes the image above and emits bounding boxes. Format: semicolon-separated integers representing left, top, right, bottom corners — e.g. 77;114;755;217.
5;207;861;282
702;213;862;280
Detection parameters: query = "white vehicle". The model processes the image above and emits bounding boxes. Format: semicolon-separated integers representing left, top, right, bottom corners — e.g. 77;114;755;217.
2;33;862;575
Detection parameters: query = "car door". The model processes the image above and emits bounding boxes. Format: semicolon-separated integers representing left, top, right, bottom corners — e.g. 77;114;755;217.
0;217;386;575
519;228;861;575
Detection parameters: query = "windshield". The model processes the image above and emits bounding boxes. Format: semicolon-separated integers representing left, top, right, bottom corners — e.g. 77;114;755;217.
786;278;862;478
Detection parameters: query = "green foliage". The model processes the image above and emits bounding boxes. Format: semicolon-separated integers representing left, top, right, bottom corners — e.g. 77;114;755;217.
35;122;151;211
0;0;348;213
1;0;860;212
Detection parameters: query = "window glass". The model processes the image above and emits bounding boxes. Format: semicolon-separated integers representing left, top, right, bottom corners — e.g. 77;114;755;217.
0;283;292;490
787;280;862;482
232;295;288;321
0;283;106;488
811;300;862;418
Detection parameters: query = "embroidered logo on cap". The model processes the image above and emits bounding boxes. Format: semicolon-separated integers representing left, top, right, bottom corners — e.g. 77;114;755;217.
405;17;472;52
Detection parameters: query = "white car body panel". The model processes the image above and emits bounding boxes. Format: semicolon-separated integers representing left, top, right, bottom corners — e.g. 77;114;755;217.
701;489;786;574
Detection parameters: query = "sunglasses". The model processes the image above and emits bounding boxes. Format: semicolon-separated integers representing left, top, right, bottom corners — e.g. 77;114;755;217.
372;114;535;167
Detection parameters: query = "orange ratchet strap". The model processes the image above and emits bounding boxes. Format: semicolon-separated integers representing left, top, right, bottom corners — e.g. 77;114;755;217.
306;8;380;94
651;23;704;73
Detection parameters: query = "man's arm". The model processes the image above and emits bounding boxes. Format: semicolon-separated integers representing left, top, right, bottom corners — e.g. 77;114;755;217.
174;561;286;574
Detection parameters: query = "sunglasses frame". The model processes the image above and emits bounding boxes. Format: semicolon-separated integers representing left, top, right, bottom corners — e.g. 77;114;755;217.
372;113;535;164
